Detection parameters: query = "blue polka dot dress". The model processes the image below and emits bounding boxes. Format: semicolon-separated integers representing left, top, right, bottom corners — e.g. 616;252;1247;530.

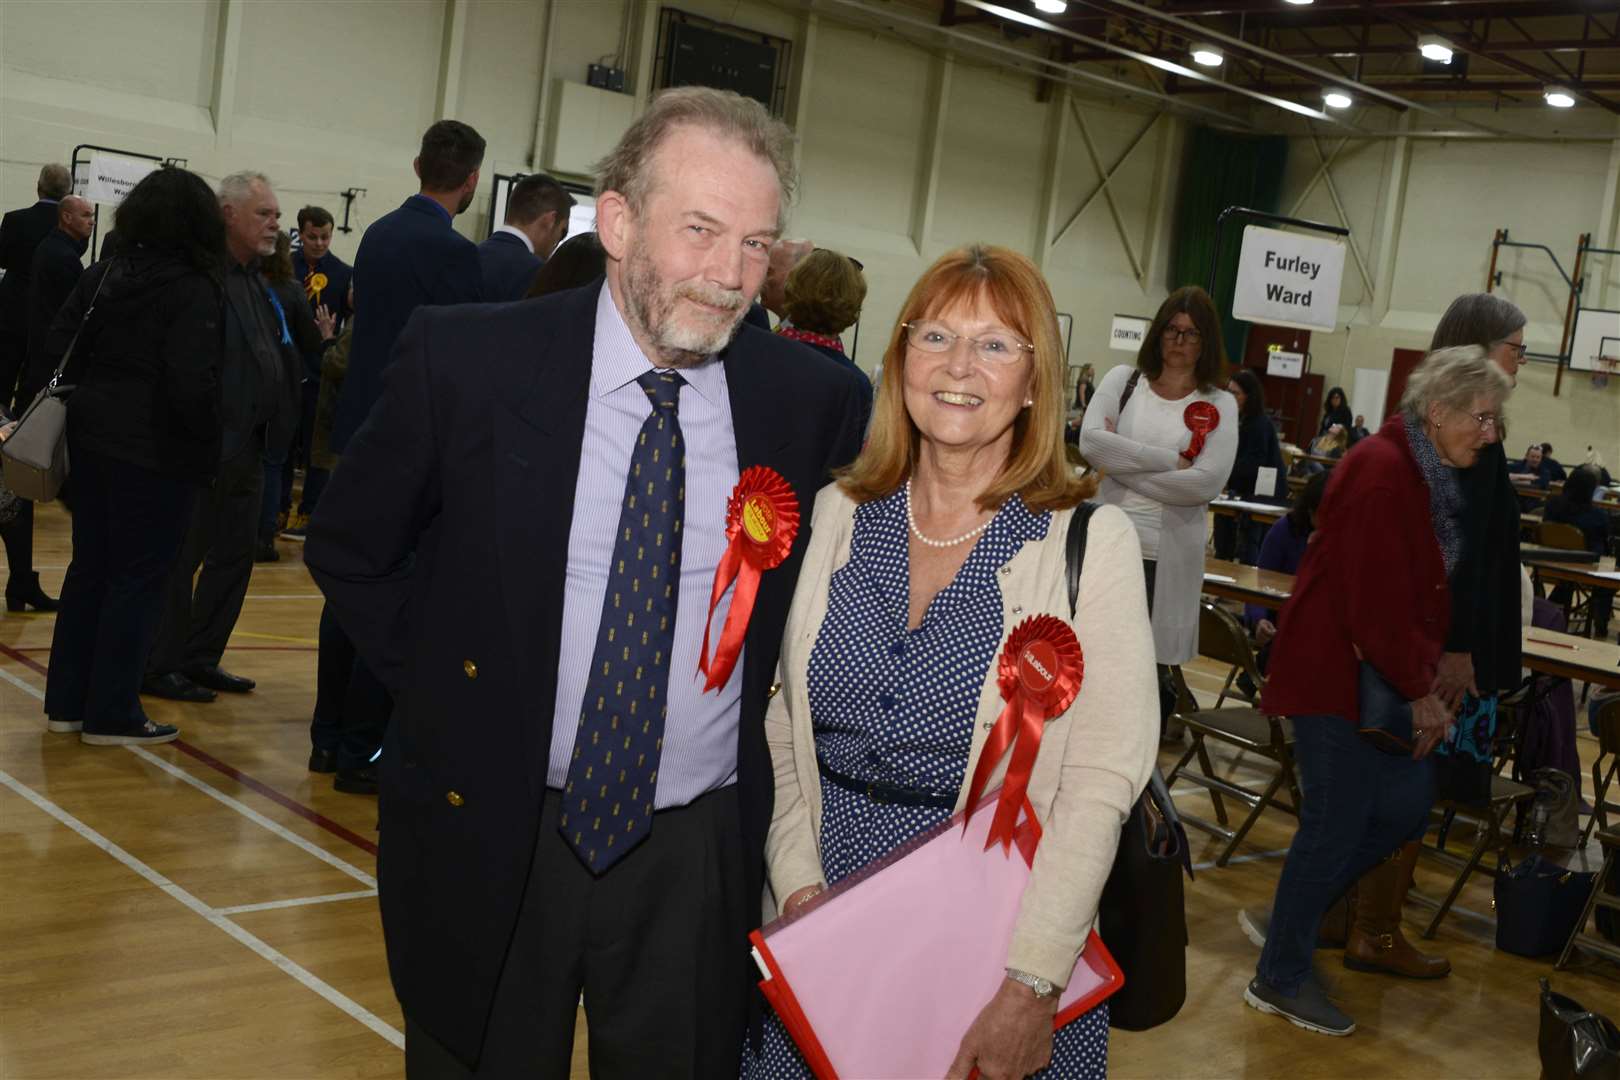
742;487;1110;1079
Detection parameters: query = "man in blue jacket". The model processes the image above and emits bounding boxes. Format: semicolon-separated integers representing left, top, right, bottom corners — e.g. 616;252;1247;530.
477;172;574;301
316;119;485;797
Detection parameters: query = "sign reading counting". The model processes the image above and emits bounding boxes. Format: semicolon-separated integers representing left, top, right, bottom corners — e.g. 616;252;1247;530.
1232;225;1346;332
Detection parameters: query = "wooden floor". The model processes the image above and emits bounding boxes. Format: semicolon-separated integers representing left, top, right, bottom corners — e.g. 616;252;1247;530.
2;498;1615;1079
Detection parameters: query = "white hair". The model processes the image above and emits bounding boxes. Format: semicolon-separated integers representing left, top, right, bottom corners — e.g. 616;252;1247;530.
218;171;272;206
1400;344;1513;417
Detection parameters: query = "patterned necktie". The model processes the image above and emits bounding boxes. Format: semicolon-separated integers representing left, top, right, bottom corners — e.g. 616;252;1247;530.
560;369;686;873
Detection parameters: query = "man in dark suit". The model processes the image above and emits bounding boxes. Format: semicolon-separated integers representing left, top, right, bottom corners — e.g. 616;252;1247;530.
306;87;866;1077
316;119;486;797
476;172;573;301
0;163;73;410
145;171;300;704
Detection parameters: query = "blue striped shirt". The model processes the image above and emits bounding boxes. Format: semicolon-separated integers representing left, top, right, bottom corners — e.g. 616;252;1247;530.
546;285;743;807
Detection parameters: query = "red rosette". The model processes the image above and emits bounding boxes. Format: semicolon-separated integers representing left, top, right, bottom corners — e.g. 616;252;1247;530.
1181;399;1221;461
962;615;1084;857
698;466;800;693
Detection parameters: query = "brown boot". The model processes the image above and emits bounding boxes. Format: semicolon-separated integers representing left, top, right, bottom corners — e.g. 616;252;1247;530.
1317;886;1353;948
1343;842;1451;978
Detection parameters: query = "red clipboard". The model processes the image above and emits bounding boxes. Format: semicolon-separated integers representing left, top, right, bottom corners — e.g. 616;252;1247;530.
750;789;1125;1079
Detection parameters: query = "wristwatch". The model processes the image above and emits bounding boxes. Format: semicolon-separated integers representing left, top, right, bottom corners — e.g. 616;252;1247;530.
1005;968;1059;999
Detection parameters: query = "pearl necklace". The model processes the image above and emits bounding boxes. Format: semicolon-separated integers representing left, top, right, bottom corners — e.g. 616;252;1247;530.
905;480;991;548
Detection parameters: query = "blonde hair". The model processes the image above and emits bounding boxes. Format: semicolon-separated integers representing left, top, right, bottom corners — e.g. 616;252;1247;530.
1401;344;1513;418
839;245;1094;512
594;87;796;232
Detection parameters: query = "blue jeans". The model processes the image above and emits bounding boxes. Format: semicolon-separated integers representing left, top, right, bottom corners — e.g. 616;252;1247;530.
1256;715;1434;995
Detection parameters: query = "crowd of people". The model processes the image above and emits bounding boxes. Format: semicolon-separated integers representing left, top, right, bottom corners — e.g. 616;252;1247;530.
0;79;1614;1078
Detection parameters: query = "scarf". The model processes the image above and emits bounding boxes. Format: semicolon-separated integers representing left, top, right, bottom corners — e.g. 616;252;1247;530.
776;325;845;354
1403;410;1463;577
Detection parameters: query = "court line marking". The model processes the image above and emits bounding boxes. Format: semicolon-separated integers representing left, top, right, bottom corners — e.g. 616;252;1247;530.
0;766;403;1049
0;659;377;883
216;889;379;916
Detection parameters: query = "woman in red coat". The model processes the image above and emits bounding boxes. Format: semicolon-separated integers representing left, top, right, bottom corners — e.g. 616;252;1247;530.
1241;345;1511;1037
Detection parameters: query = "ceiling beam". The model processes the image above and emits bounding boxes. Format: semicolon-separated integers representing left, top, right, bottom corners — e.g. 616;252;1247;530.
1167;77;1620;95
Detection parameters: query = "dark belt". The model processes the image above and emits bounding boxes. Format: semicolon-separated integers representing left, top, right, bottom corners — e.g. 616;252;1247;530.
817;757;957;809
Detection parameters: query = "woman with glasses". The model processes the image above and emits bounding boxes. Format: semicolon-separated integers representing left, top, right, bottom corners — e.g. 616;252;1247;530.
1078;286;1238;734
748;245;1159;1080
1242;346;1511;1037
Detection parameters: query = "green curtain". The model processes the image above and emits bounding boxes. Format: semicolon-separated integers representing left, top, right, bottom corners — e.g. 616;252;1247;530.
1168;126;1289;371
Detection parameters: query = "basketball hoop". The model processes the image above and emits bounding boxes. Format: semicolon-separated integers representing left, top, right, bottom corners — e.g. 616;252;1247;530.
1594;353;1618;389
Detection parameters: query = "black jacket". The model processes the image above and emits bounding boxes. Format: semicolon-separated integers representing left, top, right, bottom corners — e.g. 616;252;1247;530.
475;230;542;302
22;228;87;403
1446;440;1523;693
1228;410;1284;501
53;254;224;481
0;200;60;336
305;283;867;1067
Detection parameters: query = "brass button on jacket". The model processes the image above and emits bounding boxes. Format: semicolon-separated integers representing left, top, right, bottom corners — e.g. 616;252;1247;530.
446;791;465;807
463;660;478;679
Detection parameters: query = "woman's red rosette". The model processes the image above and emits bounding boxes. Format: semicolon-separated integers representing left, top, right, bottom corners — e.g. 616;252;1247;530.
698;466;800;693
1180;399;1220;461
962;615;1084;855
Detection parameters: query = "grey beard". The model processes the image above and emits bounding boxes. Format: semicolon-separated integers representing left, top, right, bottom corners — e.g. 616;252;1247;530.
623;251;744;368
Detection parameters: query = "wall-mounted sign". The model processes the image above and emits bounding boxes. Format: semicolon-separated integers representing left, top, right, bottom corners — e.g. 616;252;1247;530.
1109;314;1150;352
1267;349;1306;378
1232;225;1346;332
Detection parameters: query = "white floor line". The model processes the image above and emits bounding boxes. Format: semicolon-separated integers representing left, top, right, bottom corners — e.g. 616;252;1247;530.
0;766;403;1049
0;664;376;889
216;888;379;915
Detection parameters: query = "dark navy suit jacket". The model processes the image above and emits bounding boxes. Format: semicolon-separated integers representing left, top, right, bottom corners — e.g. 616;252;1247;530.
332;195;482;452
293;248;353;326
305;282;868;1067
476;230;542;302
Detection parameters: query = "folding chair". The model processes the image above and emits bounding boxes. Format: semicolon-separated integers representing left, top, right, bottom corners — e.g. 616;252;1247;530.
1414;774;1536;938
1165;602;1300;868
1536;522;1596;634
1579;697;1620;849
1557;826;1620;970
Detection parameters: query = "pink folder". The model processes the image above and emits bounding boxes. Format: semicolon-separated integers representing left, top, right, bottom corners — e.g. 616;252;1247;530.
750;788;1123;1079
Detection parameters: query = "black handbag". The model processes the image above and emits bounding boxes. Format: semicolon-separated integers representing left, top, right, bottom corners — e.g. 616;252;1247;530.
1540;978;1620;1080
1065;503;1194;1031
1495;855;1594;957
1356;661;1414;755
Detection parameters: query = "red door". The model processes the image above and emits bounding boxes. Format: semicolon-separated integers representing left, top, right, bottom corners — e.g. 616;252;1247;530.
1386;349;1426;420
1237;325;1320;446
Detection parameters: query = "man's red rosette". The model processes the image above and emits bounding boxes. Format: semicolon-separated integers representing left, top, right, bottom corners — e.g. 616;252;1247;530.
962;615;1084;856
1180;400;1220;462
698;466;800;693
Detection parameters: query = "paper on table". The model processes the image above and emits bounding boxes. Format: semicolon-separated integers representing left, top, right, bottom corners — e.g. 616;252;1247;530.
1255;466;1278;498
1593;570;1620;582
1204;573;1238;583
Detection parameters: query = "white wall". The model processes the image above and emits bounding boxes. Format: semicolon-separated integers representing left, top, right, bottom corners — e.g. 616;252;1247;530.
2;0;1614;463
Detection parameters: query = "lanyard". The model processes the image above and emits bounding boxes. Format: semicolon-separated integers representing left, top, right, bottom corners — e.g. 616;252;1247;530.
263;286;293;347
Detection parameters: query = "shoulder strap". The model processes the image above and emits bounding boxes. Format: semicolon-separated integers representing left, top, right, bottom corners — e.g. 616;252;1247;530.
1065;501;1099;617
1116;368;1143;417
48;258;117;392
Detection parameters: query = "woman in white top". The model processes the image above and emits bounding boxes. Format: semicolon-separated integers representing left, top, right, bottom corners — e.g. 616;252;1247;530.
1078;287;1238;708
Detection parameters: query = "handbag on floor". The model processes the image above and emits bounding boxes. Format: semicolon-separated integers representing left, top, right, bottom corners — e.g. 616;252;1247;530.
1525;767;1581;849
1;260;114;503
1496;856;1594;957
1067;503;1194;1031
1540;978;1620;1080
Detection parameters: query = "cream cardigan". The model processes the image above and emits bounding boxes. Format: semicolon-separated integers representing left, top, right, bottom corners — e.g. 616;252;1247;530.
763;485;1160;987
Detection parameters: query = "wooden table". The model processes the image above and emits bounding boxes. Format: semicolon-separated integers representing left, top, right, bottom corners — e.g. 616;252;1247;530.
1522;627;1620;691
1201;558;1294;608
1523;554;1619;593
1209;498;1286;527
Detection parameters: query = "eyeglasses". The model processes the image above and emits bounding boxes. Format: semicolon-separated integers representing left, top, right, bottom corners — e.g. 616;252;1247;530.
1466;411;1499;431
1163;327;1203;345
903;320;1034;365
1494;340;1527;361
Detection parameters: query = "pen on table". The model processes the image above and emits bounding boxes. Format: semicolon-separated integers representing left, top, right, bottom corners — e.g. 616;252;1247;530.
1526;638;1576;650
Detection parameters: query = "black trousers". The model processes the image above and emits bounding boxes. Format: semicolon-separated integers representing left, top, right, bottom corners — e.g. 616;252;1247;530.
309;602;391;770
148;440;263;675
44;444;196;732
0;331;25;412
2;498;34;589
404;786;750;1080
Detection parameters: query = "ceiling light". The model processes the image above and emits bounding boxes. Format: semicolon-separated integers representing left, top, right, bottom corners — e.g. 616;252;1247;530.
1191;44;1224;67
1544;86;1576;108
1031;0;1068;13
1418;35;1453;64
1323;90;1352;109
1284;0;1314;5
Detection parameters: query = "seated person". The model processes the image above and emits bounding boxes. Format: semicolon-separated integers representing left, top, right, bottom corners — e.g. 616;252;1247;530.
1349;414;1371;444
1243;472;1328;680
1541;442;1567;483
1545;465;1613;639
1308;425;1348;460
1509;442;1554;488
